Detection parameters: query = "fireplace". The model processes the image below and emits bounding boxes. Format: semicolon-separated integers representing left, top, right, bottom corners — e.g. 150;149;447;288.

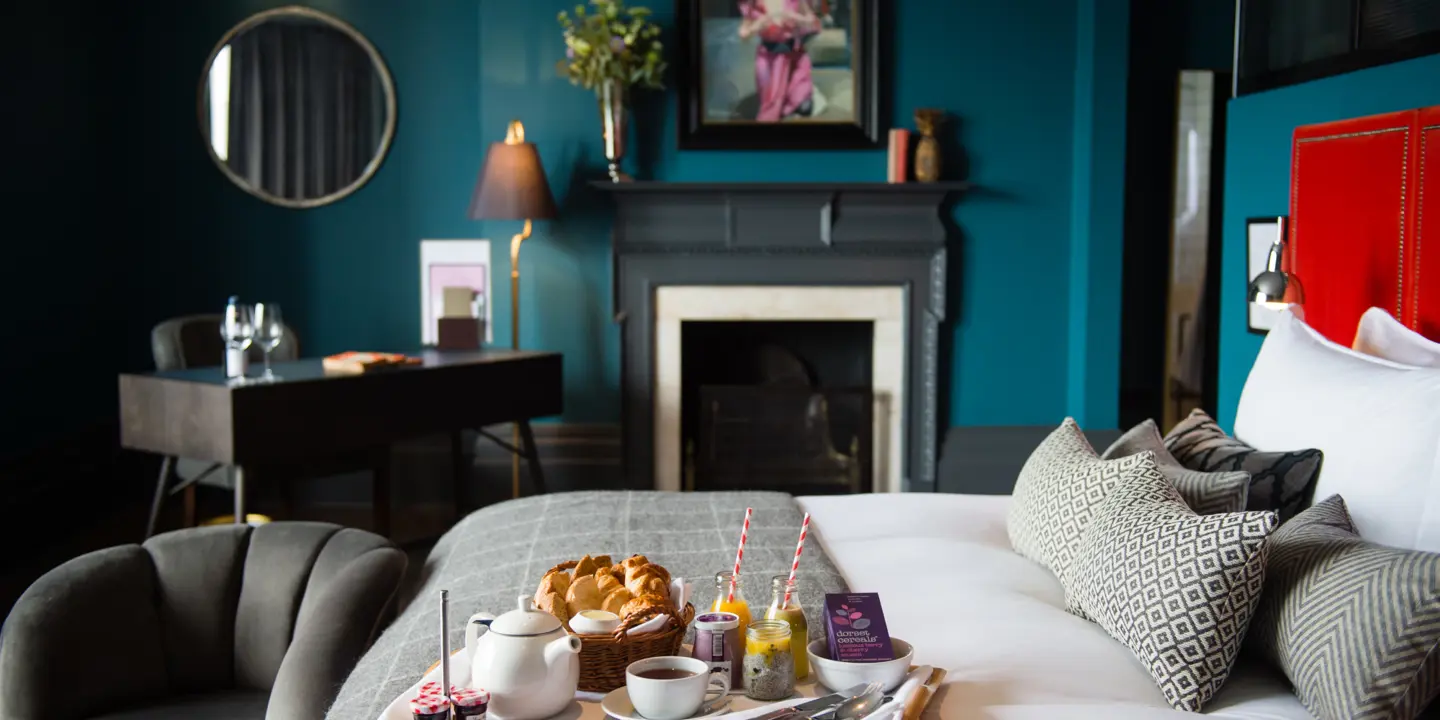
597;182;965;493
683;319;875;494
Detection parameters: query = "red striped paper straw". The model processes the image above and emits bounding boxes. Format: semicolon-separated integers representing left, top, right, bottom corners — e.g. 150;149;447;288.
727;507;753;603
782;513;811;607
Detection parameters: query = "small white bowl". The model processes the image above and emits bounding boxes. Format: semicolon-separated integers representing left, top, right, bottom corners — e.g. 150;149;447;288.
806;637;914;692
570;609;621;635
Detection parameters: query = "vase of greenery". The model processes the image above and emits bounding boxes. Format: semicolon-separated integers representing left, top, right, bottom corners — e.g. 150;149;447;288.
558;1;665;182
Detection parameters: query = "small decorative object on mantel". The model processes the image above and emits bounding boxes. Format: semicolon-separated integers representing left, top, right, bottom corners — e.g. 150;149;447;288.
557;0;666;182
887;129;911;183
913;109;946;183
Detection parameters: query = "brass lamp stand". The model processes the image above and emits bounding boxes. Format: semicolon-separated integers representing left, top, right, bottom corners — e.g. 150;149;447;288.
469;119;558;498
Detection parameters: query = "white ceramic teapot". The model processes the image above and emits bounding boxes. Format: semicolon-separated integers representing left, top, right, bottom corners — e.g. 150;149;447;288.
466;595;582;720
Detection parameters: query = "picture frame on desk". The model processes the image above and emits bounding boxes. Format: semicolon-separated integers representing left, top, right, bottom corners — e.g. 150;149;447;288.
419;239;493;346
1246;216;1286;334
676;0;883;150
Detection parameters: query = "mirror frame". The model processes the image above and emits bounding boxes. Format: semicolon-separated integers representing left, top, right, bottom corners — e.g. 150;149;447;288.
197;5;398;209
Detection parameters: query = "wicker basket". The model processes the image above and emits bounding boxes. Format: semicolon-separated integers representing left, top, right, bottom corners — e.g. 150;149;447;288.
542;560;697;693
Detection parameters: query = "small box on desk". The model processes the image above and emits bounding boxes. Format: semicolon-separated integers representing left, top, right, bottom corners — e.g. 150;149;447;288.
437;317;483;350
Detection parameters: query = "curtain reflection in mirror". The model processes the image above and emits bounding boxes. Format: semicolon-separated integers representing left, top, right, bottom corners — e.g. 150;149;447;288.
202;20;385;201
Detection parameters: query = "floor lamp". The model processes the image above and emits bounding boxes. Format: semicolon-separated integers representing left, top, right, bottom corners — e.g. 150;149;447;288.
469;120;557;497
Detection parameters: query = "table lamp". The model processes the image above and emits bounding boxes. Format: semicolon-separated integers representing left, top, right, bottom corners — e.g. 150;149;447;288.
469;119;558;352
469;119;557;498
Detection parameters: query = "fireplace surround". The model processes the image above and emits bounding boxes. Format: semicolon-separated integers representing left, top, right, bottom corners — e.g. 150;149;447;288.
596;182;965;493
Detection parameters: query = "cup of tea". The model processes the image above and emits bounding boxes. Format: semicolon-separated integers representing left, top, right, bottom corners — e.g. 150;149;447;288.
625;655;730;720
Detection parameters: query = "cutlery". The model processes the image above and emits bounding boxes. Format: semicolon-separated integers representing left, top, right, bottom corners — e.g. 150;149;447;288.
900;667;946;720
827;682;886;720
749;683;872;720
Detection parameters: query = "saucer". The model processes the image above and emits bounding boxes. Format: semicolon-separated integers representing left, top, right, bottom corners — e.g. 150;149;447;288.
599;687;730;720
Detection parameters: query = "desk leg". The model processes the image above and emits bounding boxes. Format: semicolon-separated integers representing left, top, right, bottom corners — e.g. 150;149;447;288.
233;466;247;524
373;448;392;538
146;456;174;539
517;421;548;495
451;430;467;518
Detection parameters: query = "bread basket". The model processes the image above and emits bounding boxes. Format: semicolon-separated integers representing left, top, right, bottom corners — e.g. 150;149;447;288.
542;560;696;693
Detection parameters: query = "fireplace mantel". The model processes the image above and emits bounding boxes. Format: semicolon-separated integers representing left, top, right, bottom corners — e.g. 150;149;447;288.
594;181;962;493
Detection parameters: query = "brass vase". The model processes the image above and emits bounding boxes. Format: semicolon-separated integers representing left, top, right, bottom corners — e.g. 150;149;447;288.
913;108;945;183
598;79;632;182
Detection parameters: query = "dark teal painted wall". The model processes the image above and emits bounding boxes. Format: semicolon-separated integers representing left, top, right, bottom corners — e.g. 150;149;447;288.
144;0;1129;431
1217;54;1440;429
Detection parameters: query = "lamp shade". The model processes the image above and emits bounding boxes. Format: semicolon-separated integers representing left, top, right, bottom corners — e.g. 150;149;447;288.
468;137;557;221
1247;218;1305;310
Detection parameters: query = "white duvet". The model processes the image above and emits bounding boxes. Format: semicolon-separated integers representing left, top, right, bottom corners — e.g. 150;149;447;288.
797;494;1314;719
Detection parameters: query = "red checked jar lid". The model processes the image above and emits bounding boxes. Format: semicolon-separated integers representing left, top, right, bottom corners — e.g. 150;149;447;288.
409;694;449;719
419;681;442;696
452;687;489;717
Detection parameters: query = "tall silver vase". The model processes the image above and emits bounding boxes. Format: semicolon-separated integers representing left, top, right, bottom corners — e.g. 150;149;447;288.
598;80;632;182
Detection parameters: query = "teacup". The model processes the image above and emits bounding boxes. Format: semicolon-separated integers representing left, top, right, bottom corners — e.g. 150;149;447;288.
626;656;729;720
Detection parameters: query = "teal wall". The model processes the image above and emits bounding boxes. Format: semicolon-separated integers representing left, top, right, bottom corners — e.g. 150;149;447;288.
1217;54;1440;429
128;0;1130;435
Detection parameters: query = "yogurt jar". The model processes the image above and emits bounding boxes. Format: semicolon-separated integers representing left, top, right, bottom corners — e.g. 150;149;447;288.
691;611;741;689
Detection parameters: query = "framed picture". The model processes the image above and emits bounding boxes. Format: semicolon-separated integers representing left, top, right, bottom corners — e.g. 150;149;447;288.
1246;216;1286;334
677;0;882;150
419;239;492;345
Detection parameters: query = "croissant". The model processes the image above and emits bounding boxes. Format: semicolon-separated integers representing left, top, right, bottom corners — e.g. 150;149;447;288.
626;568;668;598
565;573;602;616
596;570;622;596
620;592;670;619
621;555;650;574
593;554;613;568
601;587;632;615
537;569;571;599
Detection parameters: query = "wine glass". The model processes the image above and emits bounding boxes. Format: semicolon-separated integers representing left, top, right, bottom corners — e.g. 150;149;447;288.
253;303;285;380
221;302;254;383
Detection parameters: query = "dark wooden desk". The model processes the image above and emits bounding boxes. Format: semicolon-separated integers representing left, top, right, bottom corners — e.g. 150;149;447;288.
119;349;563;537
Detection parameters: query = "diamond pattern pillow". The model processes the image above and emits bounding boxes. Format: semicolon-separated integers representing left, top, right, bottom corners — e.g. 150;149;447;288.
1164;408;1323;523
1248;495;1440;720
1065;464;1278;712
1007;418;1165;589
1103;419;1250;515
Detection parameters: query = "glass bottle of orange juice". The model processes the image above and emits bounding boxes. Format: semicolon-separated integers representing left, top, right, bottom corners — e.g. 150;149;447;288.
764;575;809;679
711;571;751;640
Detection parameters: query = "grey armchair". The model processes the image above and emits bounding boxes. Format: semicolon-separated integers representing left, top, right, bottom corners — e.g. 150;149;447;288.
0;522;407;720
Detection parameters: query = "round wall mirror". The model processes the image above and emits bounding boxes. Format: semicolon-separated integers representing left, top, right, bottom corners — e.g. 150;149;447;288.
199;6;396;208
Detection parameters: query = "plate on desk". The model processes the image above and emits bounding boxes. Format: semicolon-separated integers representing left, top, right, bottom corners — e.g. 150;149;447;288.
600;687;730;720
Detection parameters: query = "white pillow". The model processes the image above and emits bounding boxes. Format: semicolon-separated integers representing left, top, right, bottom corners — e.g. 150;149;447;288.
1235;309;1440;552
1352;306;1440;368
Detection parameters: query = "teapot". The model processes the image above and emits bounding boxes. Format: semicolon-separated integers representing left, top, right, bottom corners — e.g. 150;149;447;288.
467;595;582;720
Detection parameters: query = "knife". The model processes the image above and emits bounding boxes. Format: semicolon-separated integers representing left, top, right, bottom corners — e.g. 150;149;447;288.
748;683;872;720
900;668;946;720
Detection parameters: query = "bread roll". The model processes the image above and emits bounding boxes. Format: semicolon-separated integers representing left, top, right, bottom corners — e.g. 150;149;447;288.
600;587;632;615
537;569;571;599
574;554;599;578
565;573;602;616
536;590;569;625
596;570;622;596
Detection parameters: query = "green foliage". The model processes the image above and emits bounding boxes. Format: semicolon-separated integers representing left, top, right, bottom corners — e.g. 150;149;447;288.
557;1;666;92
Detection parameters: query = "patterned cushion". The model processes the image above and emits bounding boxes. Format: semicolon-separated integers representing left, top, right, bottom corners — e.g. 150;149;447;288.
1006;418;1164;590
1065;464;1278;712
1248;495;1440;720
1102;419;1250;514
1164;408;1323;523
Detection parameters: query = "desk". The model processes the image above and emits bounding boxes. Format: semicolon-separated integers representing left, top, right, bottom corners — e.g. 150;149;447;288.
119;349;563;537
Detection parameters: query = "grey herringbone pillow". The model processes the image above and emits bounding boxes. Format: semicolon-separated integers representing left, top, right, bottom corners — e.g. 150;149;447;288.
1248;495;1440;720
1007;418;1164;590
1103;419;1250;514
1164;408;1323;523
1066;464;1277;712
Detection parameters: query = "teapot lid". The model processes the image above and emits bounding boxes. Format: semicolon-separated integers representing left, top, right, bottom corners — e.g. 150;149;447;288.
489;595;563;637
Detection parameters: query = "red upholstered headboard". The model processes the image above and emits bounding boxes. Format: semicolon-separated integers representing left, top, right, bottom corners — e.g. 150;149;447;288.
1289;106;1440;344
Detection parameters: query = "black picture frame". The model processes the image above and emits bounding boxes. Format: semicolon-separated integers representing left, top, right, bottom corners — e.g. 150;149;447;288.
676;0;883;150
1245;215;1287;335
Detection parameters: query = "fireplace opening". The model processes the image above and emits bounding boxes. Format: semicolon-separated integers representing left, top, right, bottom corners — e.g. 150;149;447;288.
680;320;874;494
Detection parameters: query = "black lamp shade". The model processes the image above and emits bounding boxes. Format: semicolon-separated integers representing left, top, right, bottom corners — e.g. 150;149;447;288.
468;141;557;221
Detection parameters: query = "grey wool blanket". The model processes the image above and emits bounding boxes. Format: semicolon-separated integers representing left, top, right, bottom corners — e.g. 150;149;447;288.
326;491;849;719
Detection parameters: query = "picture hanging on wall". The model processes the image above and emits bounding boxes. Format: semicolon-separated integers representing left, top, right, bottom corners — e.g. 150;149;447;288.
677;0;882;149
1246;216;1287;334
419;239;492;345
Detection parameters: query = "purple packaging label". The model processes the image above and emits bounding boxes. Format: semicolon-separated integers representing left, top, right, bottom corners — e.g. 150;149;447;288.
824;593;894;663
